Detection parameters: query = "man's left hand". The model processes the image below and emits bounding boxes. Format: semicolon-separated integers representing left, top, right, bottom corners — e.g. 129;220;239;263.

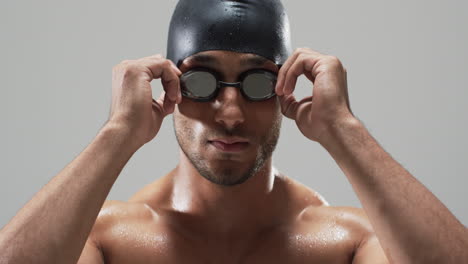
276;48;355;143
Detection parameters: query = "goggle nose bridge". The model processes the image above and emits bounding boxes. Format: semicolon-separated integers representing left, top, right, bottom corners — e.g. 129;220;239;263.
217;81;242;89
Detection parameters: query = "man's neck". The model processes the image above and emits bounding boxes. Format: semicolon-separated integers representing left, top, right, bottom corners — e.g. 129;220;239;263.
167;150;289;238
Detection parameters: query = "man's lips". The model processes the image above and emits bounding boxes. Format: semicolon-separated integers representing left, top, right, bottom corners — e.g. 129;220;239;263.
209;137;249;144
208;137;249;152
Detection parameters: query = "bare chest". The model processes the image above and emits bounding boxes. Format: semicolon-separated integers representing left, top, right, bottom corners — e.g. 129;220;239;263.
100;220;356;264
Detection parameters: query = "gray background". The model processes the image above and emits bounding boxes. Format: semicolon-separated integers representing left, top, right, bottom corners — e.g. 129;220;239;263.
1;0;467;228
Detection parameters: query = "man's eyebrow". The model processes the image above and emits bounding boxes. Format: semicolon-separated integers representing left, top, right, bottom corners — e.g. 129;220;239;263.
241;56;269;67
190;54;218;65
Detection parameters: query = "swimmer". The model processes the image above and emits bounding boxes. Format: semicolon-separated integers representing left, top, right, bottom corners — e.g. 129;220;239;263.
1;0;467;263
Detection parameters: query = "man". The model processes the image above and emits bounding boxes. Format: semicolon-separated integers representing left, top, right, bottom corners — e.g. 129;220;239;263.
1;0;467;263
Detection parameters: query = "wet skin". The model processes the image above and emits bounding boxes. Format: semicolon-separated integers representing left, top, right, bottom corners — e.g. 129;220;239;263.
79;51;387;263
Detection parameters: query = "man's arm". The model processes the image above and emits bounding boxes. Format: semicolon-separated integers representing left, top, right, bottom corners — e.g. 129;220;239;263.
320;116;468;263
275;47;467;263
0;122;138;264
0;54;181;264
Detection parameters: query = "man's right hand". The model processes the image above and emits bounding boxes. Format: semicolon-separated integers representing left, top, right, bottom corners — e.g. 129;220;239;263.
108;54;182;149
0;54;183;264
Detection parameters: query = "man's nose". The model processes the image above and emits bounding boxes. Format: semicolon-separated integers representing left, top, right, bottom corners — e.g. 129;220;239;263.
214;86;246;129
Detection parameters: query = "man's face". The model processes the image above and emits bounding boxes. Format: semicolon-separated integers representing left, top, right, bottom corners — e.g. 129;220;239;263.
173;50;283;186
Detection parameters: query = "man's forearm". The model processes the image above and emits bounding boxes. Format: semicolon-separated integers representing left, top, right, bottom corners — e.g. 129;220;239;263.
0;122;139;264
320;116;468;263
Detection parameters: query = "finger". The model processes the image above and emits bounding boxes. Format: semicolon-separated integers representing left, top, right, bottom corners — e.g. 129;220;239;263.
159;61;181;103
153;91;165;108
152;97;163;116
276;47;323;95
161;74;180;103
144;54;181;74
304;71;315;83
284;53;320;95
282;54;306;95
168;60;183;104
162;92;176;115
142;58;181;103
168;59;182;75
275;50;302;95
152;92;164;115
278;94;299;120
152;91;175;117
298;95;313;104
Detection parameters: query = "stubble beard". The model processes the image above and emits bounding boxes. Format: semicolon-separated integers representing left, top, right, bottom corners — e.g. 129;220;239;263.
173;115;282;187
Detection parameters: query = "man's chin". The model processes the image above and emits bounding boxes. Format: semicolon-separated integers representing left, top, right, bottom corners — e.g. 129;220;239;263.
199;164;254;186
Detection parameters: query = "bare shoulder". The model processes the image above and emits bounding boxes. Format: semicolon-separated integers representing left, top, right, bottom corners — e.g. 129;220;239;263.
296;203;376;250
301;205;373;231
277;173;330;207
281;175;373;236
86;200;178;263
279;176;379;263
97;199;158;222
89;200;160;241
283;176;373;231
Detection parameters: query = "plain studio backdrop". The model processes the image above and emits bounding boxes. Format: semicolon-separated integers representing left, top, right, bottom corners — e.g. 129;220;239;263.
1;0;467;228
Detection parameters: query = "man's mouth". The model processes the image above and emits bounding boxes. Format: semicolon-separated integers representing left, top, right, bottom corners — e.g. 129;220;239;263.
208;137;249;152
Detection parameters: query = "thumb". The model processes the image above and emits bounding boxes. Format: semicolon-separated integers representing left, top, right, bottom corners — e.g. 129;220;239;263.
278;94;314;120
153;91;175;117
278;94;299;120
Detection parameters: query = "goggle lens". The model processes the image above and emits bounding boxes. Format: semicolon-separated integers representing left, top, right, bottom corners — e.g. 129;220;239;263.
242;72;276;100
181;71;217;98
180;69;277;101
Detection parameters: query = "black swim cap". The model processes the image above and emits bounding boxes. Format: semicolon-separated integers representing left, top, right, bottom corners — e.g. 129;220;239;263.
166;0;292;67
